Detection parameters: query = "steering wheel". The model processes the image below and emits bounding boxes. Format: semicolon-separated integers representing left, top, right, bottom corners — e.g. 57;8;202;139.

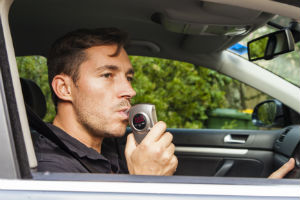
285;141;300;178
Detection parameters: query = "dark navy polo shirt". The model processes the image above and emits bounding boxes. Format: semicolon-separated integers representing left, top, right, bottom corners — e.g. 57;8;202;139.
32;123;128;174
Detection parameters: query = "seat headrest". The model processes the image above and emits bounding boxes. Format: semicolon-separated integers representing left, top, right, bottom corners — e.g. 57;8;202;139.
20;78;47;119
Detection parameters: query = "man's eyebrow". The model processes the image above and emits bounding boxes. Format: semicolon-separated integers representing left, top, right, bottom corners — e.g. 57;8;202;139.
96;65;134;75
96;65;119;72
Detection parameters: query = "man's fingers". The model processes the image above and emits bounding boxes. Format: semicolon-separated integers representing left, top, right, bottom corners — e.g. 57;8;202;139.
125;133;137;158
157;132;173;147
165;143;175;157
269;158;295;179
142;121;167;143
165;155;178;176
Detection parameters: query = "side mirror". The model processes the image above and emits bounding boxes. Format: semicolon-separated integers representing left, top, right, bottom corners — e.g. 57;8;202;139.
247;29;295;61
252;100;285;128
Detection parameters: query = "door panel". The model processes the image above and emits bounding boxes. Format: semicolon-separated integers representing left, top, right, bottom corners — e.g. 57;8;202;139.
170;128;281;177
174;152;272;177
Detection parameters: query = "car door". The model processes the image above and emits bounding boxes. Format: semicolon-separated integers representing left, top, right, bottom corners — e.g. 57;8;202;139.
171;35;300;178
170;76;277;177
172;127;279;177
127;48;300;178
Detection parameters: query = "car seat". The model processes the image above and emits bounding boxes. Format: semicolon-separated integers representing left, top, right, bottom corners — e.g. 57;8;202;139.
20;78;102;172
20;78;46;119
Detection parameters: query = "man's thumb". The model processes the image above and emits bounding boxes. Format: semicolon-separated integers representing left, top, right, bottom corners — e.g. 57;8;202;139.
125;133;137;158
269;158;295;179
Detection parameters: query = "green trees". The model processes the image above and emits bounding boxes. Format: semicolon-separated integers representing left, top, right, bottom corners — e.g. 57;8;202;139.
17;55;231;128
130;56;230;128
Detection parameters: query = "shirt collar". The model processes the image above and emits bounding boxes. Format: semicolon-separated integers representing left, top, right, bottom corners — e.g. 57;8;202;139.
46;123;120;168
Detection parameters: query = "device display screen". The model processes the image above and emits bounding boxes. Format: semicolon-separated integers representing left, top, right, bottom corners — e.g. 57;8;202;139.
133;113;146;130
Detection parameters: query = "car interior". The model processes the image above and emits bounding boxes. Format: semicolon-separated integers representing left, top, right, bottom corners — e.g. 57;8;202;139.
10;0;274;64
4;0;300;181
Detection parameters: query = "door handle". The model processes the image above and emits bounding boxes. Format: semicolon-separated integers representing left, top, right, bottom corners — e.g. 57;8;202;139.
224;134;247;144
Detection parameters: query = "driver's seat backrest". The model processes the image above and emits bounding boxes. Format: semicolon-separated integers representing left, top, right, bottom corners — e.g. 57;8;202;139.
20;78;47;119
20;78;101;173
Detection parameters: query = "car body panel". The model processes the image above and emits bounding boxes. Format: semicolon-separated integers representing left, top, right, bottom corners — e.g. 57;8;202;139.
1;175;300;199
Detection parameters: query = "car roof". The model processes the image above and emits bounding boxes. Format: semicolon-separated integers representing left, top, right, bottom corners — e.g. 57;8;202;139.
9;0;299;65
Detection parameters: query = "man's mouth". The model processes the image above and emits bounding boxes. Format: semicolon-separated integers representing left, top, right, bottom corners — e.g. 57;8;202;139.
118;107;130;119
117;100;131;120
124;109;130;116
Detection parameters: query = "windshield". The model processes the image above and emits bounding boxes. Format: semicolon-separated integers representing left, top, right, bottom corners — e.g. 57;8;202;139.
232;17;300;87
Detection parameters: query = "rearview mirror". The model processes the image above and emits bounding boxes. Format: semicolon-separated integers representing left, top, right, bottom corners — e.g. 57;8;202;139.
247;29;295;61
252;100;285;128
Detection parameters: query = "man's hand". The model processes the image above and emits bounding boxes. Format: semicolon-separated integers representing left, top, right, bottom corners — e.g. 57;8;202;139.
268;158;295;179
125;121;178;175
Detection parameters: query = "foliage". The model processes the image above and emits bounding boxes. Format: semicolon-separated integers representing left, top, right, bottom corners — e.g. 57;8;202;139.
16;55;258;129
130;56;230;128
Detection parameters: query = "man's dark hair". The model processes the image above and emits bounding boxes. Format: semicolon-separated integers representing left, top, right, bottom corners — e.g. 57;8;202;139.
47;27;128;108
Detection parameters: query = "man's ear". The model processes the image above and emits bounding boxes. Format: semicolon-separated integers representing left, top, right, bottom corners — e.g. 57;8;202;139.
52;75;73;102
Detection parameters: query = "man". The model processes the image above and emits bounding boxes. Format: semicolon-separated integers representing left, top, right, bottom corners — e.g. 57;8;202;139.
33;27;177;175
33;27;294;177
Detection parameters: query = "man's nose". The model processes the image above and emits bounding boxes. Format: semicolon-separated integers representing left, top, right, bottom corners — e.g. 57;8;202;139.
118;78;136;99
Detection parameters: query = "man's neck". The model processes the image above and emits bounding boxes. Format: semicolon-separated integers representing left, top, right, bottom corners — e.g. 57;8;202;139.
53;104;104;153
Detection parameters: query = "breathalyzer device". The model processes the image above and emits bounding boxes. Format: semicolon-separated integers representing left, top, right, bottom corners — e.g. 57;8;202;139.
129;104;157;144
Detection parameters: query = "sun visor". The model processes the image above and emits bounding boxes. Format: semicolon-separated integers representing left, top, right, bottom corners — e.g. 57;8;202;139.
150;1;274;53
160;12;252;36
155;1;265;36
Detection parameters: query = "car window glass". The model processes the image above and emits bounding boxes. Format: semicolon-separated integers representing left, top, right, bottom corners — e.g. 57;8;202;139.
130;56;270;130
17;55;270;130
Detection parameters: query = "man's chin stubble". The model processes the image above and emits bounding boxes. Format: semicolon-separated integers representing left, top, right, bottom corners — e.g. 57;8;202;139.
98;121;128;138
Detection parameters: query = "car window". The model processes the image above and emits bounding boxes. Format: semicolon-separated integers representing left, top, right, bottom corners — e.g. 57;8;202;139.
130;56;271;130
17;55;270;130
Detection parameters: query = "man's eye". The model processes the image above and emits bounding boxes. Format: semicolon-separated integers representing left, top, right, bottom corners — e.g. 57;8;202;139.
127;76;133;82
102;73;112;78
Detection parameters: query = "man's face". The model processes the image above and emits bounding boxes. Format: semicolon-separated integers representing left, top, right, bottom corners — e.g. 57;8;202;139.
71;45;136;138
